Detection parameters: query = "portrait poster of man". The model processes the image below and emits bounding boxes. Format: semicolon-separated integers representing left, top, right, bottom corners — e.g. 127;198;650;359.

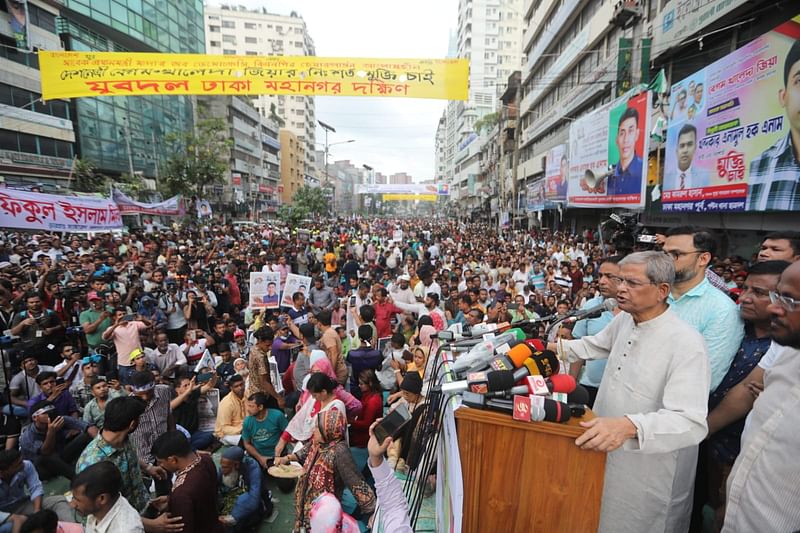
249;271;281;310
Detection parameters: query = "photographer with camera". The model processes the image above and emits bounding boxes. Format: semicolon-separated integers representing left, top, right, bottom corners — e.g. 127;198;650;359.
9;292;63;367
158;280;187;345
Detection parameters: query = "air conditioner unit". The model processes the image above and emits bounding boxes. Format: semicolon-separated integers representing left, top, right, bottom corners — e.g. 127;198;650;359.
611;0;643;27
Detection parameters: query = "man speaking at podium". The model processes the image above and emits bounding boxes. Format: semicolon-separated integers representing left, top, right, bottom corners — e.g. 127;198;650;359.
549;251;710;533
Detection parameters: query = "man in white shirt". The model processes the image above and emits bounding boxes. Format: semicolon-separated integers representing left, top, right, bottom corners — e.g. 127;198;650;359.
413;270;441;301
722;260;800;531
664;124;708;190
550;251;709;533
71;461;144;533
145;331;187;381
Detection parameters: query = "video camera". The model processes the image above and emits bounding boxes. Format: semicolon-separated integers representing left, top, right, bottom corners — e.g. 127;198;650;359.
602;213;658;254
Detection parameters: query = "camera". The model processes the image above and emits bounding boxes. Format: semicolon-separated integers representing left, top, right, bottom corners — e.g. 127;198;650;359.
602;213;657;254
65;326;84;335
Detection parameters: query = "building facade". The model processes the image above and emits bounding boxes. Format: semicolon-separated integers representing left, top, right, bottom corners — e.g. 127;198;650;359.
0;0;75;190
57;0;205;181
204;5;318;185
279;129;304;205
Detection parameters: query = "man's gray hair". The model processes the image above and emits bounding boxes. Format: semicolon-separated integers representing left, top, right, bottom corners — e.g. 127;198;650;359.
619;251;675;285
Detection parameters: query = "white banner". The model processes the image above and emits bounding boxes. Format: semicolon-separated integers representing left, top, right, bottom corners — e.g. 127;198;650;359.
249;271;281;310
355;183;438;195
652;0;749;59
281;273;312;308
112;189;182;216
0;188;122;232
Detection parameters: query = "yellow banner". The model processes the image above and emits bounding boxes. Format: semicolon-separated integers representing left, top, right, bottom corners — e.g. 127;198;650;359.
38;52;469;101
382;194;438;202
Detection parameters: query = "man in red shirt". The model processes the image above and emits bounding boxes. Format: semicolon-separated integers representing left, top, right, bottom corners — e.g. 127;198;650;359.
372;287;403;338
224;265;241;310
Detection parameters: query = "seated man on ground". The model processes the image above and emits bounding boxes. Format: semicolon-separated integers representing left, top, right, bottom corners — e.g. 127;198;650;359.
19;401;95;481
214;374;247;447
218;446;274;532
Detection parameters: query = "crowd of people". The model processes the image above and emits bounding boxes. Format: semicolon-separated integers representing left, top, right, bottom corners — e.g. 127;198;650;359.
0;217;797;532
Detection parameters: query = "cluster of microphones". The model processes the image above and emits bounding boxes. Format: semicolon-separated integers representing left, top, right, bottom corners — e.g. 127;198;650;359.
436;299;617;423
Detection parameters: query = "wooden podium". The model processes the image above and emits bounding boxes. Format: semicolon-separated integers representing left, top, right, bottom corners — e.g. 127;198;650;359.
455;407;606;533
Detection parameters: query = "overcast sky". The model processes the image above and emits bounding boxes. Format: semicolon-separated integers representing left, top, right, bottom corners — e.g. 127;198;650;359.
225;0;458;182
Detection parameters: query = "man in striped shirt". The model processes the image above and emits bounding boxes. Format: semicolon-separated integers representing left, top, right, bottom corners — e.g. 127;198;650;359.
746;40;800;211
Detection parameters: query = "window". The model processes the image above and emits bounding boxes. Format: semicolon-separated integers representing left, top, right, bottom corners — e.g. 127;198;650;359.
208;15;219;20
245;37;257;44
223;49;236;55
222;34;236;43
221;20;235;28
28;4;57;33
209;40;220;47
246;51;258;56
244;22;257;29
208;25;220;32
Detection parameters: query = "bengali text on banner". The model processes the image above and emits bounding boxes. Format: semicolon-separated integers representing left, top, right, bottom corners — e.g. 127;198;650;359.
38;52;469;101
661;14;800;213
0;188;122;232
382;194;438;202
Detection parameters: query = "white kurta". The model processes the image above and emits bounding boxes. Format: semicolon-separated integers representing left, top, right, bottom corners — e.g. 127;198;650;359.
562;308;710;533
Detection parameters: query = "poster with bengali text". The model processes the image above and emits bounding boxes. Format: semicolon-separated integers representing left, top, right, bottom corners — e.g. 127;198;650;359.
281;274;312;308
567;91;651;208
544;144;568;202
662;14;800;213
249;271;281;310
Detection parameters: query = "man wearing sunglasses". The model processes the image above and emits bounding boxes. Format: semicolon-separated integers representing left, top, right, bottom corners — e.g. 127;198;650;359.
663;226;744;393
722;260;800;531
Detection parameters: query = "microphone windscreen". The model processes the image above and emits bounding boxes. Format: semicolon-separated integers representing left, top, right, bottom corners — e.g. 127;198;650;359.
543;399;571;423
506;328;526;341
525;338;546;352
486;370;515;393
507;343;534;367
568;384;591;406
532;350;559;377
549;374;577;394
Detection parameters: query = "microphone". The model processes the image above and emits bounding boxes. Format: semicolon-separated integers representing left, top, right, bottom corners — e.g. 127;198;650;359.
441;369;515;395
563;298;618;323
512;394;571;423
481;375;575;399
450;330;525;374
568;384;591;406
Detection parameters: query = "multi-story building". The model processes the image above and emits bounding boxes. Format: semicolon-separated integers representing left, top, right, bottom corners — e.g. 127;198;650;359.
329;160;362;214
56;0;204;181
498;71;520;219
389;172;413;185
0;0;75;189
204;5;318;185
279;129;304;205
441;0;524;209
197;95;280;218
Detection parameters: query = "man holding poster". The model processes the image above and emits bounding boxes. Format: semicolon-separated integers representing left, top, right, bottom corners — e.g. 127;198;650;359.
607;106;644;196
747;39;800;211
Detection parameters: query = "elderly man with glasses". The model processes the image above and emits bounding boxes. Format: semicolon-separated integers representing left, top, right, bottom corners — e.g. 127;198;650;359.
548;251;710;533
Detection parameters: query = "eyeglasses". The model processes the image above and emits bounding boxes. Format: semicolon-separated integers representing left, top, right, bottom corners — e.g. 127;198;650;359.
769;291;798;312
607;275;656;288
663;250;705;260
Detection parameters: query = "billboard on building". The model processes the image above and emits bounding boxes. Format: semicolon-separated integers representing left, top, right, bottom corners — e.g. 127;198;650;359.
544;144;568;202
662;14;800;213
566;91;652;208
5;0;29;50
526;177;552;212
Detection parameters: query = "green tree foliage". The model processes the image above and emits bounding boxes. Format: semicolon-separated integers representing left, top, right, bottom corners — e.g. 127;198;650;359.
276;186;328;225
70;158;108;193
160;116;232;198
473;111;500;134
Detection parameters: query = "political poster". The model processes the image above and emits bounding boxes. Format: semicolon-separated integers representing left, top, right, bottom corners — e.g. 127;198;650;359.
0;188;122;232
281;273;312;308
544;144;568;202
112;189;182;216
567;91;652;208
38;52;469;101
249;271;281;310
5;0;29;50
662;14;800;213
526;177;552;212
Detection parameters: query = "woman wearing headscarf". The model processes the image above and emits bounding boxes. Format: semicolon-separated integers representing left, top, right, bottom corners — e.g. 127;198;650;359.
274;355;362;458
276;409;376;531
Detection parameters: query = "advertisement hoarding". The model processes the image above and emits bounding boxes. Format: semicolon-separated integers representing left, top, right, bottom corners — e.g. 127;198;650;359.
567;91;652;208
662;15;800;213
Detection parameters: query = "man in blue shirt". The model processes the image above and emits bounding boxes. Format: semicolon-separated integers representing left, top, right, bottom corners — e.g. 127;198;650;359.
569;256;622;407
0;449;74;525
663;226;744;392
607;106;644;196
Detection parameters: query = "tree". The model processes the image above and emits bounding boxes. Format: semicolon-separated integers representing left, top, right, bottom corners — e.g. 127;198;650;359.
70;158;108;193
292;185;329;214
269;102;285;127
474;112;500;134
160;116;232;198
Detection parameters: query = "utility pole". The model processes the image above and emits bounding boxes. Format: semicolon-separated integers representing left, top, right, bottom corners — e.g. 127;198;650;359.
319;120;335;208
151;130;159;182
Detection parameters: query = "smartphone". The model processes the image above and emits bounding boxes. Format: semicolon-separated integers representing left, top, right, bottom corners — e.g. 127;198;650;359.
188;330;197;342
373;403;413;443
349;296;356;307
196;372;213;383
56;377;65;385
123;314;136;322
